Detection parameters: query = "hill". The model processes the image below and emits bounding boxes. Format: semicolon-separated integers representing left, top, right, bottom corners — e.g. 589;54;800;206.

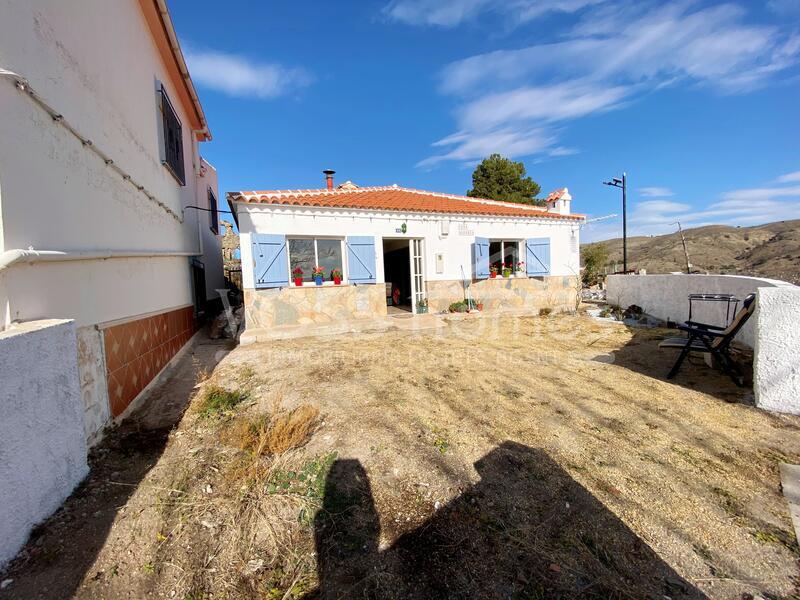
583;219;800;285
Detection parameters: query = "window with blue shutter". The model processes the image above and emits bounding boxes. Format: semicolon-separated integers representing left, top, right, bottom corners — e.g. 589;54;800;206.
252;234;289;288
346;236;377;284
473;237;490;279
525;238;551;276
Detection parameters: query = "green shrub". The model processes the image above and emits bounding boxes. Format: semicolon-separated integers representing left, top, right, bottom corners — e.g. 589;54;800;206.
197;385;246;418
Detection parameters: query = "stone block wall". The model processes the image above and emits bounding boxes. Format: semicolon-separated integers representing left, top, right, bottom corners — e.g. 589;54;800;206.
244;285;388;329
426;276;578;313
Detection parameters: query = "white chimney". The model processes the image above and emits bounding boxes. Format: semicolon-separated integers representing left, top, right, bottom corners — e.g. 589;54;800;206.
546;188;572;215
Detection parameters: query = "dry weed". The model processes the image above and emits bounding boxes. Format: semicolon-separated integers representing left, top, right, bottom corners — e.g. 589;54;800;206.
224;405;320;457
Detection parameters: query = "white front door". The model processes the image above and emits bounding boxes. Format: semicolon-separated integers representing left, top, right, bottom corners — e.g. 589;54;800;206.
410;238;425;314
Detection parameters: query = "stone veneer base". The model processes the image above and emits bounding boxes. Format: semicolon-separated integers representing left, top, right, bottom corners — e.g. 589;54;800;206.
426;276;578;313
244;285;388;329
243;276;576;332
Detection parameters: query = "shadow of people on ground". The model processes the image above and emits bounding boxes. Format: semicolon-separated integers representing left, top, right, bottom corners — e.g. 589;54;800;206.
313;441;704;599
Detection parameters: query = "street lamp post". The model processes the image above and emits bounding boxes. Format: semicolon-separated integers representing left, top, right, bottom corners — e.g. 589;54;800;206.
603;172;627;273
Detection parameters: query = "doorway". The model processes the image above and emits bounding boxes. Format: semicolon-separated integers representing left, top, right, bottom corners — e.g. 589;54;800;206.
383;239;412;314
382;238;426;315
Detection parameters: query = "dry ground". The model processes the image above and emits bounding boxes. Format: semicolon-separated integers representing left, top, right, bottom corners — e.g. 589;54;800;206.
2;313;799;599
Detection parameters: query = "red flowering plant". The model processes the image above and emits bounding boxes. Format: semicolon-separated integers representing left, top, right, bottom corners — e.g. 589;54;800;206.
516;261;525;273
331;268;343;283
501;262;513;278
312;266;325;279
489;265;499;274
292;267;304;284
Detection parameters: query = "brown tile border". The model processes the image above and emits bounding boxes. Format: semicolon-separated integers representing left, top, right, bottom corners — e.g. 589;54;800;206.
104;305;198;418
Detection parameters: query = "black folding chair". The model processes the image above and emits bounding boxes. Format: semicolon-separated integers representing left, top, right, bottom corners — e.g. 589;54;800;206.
658;293;756;387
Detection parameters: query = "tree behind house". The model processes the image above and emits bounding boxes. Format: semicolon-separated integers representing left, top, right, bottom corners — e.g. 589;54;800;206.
467;154;544;206
582;243;609;286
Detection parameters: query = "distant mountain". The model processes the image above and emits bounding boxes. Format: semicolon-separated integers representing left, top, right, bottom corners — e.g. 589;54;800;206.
582;219;800;285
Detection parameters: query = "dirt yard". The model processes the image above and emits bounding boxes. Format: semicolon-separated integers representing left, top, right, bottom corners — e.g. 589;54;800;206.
2;313;799;599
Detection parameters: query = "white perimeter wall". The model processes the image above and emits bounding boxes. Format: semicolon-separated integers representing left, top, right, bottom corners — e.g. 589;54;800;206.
0;319;88;569
606;273;797;348
237;205;581;289
0;0;220;329
753;287;800;415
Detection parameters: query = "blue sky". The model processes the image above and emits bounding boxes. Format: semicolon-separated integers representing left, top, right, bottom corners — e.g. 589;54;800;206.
170;0;800;241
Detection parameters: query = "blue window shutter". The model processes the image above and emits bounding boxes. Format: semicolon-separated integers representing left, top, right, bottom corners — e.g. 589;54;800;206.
526;238;551;276
252;234;288;288
473;237;490;279
346;236;377;284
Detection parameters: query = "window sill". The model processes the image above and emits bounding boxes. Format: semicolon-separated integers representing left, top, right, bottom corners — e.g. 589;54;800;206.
288;283;351;288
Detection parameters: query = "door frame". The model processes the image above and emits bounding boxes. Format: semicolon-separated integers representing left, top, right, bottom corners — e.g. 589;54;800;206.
409;238;426;315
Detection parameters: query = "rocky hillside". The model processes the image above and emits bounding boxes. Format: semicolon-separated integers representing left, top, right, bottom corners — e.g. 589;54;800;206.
583;219;800;285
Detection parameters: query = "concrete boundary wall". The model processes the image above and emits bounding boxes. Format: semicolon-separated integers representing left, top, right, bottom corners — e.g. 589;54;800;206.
606;274;797;348
753;287;800;415
0;319;88;569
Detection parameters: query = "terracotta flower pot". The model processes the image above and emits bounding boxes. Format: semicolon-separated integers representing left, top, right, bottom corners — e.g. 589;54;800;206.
490;272;497;279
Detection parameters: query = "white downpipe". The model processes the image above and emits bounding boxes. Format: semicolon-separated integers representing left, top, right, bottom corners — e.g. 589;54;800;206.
0;248;198;273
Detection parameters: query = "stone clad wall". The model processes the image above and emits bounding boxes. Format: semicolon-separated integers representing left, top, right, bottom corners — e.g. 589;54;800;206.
426;276;577;313
245;285;388;329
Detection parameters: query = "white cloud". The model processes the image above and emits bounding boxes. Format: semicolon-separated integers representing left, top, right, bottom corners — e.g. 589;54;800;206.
184;47;312;99
776;170;800;183
420;2;799;166
549;146;580;157
583;181;800;242
638;187;674;198
440;4;797;95
768;0;800;16
458;81;631;130
417;127;555;168
383;0;602;27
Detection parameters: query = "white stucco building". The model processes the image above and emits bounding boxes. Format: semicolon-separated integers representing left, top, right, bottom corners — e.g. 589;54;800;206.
0;0;224;440
229;173;584;334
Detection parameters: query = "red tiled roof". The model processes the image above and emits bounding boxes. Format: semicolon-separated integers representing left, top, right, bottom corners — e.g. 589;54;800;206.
228;186;584;221
545;188;568;202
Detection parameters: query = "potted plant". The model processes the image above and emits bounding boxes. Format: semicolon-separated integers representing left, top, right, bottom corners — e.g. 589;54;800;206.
476;300;484;311
502;263;512;278
312;266;324;285
515;261;525;277
489;265;498;279
331;268;342;285
292;267;304;287
416;298;428;314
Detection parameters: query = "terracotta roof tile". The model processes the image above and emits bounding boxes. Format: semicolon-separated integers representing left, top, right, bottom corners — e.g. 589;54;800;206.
228;186;584;221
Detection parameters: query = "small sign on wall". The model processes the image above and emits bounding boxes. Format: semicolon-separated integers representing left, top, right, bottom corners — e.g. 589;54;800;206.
435;252;445;274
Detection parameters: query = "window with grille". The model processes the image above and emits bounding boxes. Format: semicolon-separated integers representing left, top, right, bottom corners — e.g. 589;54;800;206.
208;188;218;233
160;85;185;185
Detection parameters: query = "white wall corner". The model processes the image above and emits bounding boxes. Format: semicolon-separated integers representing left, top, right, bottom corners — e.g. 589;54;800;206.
0;319;88;568
754;287;800;415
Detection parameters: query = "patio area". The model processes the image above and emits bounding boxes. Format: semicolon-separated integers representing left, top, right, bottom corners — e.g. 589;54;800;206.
2;313;798;599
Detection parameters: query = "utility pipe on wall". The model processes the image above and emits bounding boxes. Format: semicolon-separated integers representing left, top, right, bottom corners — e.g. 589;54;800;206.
0;248;198;274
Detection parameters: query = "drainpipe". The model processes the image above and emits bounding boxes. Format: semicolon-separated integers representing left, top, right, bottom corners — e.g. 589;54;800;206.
0;248;198;273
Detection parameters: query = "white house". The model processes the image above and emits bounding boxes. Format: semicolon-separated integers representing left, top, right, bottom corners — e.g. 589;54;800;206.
0;0;224;437
0;0;225;569
228;173;584;334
